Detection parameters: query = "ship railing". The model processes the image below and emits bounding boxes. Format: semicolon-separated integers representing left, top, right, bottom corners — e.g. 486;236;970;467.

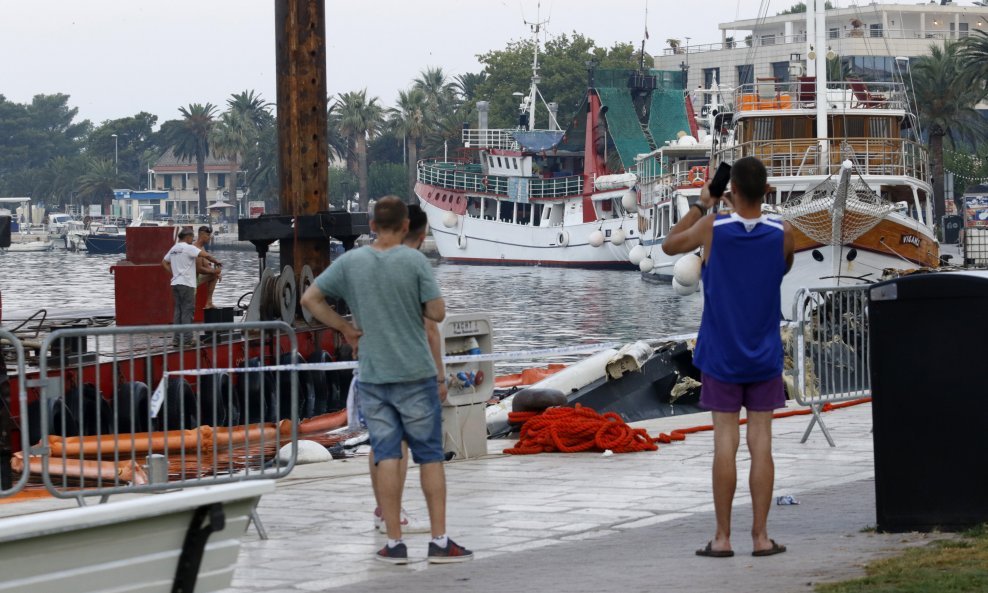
30;321;298;505
714;137;928;181
788;285;872;447
461;128;520;150
417;160;583;200
733;80;909;112
665;29;954;57
0;329;30;499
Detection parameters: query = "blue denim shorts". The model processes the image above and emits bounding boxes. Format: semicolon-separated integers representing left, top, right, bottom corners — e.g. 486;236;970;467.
356;376;444;465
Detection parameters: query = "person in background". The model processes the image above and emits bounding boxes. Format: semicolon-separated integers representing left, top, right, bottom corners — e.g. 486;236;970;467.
347;204;444;536
662;156;794;558
194;225;221;309
301;197;471;565
162;228;220;346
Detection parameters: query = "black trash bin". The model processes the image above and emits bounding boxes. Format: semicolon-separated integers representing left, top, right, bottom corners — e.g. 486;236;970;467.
943;215;963;244
869;271;988;532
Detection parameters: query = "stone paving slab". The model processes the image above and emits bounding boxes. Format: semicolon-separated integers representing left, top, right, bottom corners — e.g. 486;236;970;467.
221;401;941;593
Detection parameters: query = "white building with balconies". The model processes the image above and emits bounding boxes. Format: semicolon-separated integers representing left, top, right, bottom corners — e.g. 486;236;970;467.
654;2;988;92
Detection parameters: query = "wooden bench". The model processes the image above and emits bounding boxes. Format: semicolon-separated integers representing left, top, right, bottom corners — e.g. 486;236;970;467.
0;480;273;593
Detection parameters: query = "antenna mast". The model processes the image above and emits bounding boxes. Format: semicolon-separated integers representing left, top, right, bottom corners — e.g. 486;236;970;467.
523;2;549;131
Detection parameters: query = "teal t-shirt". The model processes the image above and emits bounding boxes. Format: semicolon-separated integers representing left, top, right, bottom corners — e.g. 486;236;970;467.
314;245;442;384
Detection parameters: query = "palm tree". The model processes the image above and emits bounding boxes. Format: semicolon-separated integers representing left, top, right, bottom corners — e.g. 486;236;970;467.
333;90;384;210
414;67;458;119
164;103;217;215
912;42;988;222
389;89;429;202
210;111;250;215
453;72;488;103
76;158;129;212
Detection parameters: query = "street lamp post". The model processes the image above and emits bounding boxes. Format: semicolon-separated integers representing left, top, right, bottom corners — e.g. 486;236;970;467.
111;134;118;175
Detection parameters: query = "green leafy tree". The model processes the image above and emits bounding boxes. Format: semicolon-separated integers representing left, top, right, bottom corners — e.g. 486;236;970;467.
162;103;217;214
328;167;358;210
453;72;488;103
222;91;275;213
777;1;833;15
912;42;988;222
368;163;408;200
87;112;159;190
414;67;458;120
474;34;645;129
333;90;384;210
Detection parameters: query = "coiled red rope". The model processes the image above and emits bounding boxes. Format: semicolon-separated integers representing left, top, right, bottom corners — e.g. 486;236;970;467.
504;398;872;454
503;404;658;455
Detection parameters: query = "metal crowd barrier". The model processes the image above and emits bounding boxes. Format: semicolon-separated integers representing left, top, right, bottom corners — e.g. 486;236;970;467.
0;329;30;498
32;321;297;507
790;285;872;447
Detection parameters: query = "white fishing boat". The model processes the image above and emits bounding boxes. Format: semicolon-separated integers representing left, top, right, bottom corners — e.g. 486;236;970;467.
416;24;693;269
708;0;938;313
3;237;53;252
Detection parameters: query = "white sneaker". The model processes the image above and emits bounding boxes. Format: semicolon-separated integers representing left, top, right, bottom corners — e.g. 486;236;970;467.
374;508;430;534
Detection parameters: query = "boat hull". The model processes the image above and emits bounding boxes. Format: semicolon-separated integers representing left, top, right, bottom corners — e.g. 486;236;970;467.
421;198;638;269
84;235;127;254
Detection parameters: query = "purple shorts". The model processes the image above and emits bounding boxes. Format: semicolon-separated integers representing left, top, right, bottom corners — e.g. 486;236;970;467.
699;373;786;413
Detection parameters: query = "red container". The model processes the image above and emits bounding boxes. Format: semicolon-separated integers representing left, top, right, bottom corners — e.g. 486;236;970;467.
126;226;177;265
113;264;208;326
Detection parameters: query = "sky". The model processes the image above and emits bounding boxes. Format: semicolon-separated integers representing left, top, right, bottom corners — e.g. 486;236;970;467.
1;0;767;126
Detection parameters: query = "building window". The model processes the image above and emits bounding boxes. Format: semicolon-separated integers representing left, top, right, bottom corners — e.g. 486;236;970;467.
163;175;172;190
703;67;721;89
760;34;776;46
737;64;754;86
869;24;883;38
216;173;226;188
771;61;790;83
829;28;840;39
181;176;187;190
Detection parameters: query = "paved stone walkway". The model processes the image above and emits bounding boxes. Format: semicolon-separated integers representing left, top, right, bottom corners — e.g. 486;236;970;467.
225;401;938;593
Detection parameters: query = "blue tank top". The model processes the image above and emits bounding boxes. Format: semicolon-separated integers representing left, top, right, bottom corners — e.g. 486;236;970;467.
693;212;786;383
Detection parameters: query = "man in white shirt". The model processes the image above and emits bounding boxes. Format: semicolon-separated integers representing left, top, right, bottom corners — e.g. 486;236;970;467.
162;228;220;346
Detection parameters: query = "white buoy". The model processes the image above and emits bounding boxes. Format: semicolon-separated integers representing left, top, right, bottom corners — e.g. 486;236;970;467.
628;245;646;266
589;230;605;247
611;229;626;245
672;278;696;296
673;253;703;287
621;189;638;213
639;257;654;273
442;211;458;228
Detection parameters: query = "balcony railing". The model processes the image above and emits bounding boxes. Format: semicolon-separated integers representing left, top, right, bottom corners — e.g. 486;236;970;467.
714;137;929;182
417;160;583;200
661;28;957;56
733;80;909;112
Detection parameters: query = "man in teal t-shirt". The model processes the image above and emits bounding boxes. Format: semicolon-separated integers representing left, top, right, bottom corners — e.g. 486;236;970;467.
300;196;473;565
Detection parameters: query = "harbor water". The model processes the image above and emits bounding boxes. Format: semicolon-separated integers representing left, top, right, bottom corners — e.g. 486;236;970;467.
0;249;704;369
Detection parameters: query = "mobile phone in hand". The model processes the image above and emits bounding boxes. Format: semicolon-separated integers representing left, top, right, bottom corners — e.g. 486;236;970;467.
709;162;732;198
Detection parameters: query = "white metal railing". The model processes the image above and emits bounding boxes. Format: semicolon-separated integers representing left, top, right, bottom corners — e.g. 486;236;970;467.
662;28;958;56
462;129;519;150
417;160;583;200
733;80;910;112
715;137;928;182
789;285;872;447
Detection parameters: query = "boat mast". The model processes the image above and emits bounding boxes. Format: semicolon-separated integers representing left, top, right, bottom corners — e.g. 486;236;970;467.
812;0;829;166
523;5;548;131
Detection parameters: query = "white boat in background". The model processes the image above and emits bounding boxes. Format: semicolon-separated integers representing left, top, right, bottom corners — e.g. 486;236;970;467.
416;24;694;269
708;1;938;315
4;237;53;252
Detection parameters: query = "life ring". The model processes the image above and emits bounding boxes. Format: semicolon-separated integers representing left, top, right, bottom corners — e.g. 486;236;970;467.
689;166;707;188
557;230;570;247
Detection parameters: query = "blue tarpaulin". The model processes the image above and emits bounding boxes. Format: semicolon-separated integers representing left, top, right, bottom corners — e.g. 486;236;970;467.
511;130;565;152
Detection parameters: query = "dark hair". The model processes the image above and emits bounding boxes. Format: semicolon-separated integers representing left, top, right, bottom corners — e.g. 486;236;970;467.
729;156;768;205
407;204;427;237
372;196;408;232
198;225;212;234
178;227;194;238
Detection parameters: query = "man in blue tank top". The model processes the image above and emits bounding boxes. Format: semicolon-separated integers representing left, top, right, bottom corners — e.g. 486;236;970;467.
663;157;795;558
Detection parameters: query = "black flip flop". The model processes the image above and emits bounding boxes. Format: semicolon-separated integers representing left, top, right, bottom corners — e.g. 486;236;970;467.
752;540;787;557
695;542;734;558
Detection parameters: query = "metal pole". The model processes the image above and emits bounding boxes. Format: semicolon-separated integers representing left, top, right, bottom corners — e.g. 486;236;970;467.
275;0;331;278
112;134;118;175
